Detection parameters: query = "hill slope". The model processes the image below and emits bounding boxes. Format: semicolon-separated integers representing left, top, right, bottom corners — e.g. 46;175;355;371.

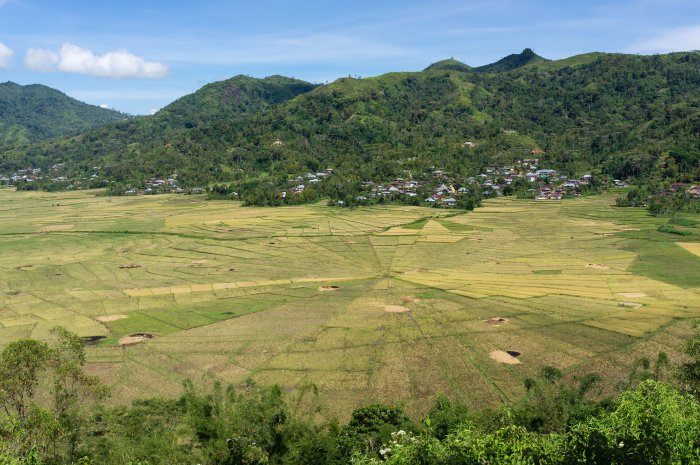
0;82;127;144
2;51;700;190
0;75;316;178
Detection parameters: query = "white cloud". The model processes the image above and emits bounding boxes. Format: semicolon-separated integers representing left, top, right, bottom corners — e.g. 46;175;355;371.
631;25;700;52
25;48;59;71
24;43;169;79
0;41;14;69
148;108;159;115
99;103;111;109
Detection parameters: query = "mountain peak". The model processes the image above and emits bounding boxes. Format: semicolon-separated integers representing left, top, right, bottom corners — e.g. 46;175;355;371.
475;48;548;73
424;58;471;72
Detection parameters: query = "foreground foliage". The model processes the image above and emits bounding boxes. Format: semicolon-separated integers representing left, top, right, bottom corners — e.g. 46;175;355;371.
1;325;700;465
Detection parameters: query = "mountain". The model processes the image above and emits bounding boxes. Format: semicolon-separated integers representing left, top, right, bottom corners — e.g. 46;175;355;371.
475;48;548;73
0;75;317;177
0;82;127;144
2;51;699;193
156;74;318;126
424;58;472;72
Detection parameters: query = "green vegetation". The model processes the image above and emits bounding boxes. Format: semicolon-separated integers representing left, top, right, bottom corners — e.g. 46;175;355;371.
0;82;127;145
424;58;472;72
2;51;699;204
2;323;700;464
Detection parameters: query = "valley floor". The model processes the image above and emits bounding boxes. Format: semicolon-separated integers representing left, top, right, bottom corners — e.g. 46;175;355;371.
0;187;698;419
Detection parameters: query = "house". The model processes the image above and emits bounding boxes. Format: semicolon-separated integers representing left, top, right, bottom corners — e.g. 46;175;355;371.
442;198;457;207
536;169;558;179
688;186;700;197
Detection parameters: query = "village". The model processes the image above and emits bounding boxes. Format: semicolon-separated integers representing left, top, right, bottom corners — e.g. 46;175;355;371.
3;158;698;207
282;158;609;207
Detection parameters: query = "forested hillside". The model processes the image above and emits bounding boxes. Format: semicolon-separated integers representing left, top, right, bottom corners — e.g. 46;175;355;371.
1;51;699;193
0;82;127;144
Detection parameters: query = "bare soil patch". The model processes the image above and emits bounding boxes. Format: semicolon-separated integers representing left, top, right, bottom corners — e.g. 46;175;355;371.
16;264;33;270
385;305;409;313
191;259;207;265
490;350;521;364
96;314;128;323
119;264;142;269
119;332;156;346
618;292;647;298
401;296;421;304
484;317;509;326
319;285;340;291
586;264;609;270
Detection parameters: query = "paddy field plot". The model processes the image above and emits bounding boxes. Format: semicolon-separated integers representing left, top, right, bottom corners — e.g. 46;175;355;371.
0;187;699;419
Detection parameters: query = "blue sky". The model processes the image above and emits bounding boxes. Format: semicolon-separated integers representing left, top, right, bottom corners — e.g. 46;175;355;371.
1;0;699;115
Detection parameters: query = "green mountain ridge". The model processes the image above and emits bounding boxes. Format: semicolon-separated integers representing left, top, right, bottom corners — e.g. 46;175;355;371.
0;81;128;145
1;51;699;193
474;48;549;73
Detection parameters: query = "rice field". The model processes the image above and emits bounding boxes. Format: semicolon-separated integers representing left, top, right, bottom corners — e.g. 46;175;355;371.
0;187;698;419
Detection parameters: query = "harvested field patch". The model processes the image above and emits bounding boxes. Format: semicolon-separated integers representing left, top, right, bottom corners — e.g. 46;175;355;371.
618;292;647;298
119;332;156;346
38;224;74;232
677;242;700;258
96;314;128;323
586;264;609;270
191;259;208;265
385;305;409;313
490;350;521;364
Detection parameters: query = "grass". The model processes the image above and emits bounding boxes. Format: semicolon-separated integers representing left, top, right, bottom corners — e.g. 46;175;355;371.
0;187;699;419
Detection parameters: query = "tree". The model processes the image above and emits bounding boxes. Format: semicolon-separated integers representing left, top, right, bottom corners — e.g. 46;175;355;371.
677;325;700;397
0;328;108;464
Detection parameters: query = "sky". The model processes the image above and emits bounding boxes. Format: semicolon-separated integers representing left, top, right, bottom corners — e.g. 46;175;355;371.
1;0;699;115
